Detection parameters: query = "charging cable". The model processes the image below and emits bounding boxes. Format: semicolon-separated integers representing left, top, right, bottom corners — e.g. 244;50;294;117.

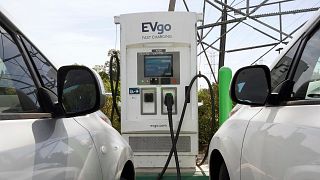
109;51;121;123
164;93;181;180
158;73;215;179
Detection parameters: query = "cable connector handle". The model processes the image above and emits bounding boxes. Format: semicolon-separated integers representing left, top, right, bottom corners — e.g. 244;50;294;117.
164;93;174;112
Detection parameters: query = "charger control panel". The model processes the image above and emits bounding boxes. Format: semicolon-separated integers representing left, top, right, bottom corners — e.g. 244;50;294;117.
137;51;180;85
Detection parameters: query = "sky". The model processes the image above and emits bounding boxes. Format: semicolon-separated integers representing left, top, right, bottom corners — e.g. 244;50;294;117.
0;0;319;87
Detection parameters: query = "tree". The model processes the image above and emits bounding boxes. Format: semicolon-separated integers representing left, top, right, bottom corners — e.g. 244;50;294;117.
105;49;120;79
99;49;121;132
198;84;219;148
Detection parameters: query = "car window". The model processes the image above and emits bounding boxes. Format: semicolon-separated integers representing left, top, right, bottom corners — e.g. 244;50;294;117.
0;26;41;113
21;36;57;95
292;28;320;100
270;40;300;90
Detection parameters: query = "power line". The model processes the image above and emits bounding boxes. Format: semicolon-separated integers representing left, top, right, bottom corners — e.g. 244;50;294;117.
182;0;217;83
250;22;305;65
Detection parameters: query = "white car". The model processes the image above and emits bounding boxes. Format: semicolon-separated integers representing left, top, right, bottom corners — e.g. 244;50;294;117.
0;10;134;180
209;10;320;180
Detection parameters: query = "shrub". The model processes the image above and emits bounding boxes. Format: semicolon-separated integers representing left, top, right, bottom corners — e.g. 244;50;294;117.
198;84;220;146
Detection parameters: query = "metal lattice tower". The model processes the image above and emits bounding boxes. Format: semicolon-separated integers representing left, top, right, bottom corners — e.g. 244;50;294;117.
169;0;320;83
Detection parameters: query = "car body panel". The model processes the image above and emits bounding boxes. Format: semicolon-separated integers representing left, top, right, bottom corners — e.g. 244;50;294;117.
241;105;320;180
209;105;262;179
74;115;134;180
0;117;102;180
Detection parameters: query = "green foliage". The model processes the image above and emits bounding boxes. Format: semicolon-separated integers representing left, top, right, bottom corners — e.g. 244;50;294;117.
198;84;219;146
107;49;120;56
99;70;121;132
99;71;109;82
99;50;121;132
101;95;121;132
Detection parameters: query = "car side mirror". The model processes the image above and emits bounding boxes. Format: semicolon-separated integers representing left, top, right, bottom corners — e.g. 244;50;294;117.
230;65;271;106
57;65;106;117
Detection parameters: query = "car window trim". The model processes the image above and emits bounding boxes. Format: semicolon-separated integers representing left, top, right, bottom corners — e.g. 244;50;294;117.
18;34;58;96
19;34;57;72
283;99;320;106
18;34;59;113
271;17;320;106
269;37;303;93
0;21;42;88
0;22;46;111
288;15;320;81
13;34;42;87
0;113;52;120
18;35;45;86
289;19;320;103
284;37;305;80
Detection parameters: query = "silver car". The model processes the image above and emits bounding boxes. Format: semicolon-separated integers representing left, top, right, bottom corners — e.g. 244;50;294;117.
0;10;134;180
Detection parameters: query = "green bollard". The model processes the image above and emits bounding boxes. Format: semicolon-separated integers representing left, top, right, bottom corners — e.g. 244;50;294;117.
218;67;232;126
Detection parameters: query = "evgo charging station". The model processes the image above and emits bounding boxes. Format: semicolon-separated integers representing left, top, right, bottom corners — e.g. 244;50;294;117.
114;12;203;170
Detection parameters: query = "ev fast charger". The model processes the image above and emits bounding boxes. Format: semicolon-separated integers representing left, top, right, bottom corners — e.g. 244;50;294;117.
115;12;202;169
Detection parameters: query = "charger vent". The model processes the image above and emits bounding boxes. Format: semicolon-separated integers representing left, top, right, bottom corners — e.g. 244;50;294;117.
129;136;191;152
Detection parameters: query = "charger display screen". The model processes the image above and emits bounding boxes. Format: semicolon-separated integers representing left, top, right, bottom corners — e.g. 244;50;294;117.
144;55;173;77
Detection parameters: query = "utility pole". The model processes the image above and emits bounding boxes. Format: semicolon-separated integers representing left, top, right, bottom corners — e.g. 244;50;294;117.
279;2;283;42
218;0;227;70
246;0;250;15
168;0;176;11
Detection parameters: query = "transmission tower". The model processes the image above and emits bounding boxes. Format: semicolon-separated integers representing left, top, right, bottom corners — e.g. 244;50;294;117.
169;0;319;83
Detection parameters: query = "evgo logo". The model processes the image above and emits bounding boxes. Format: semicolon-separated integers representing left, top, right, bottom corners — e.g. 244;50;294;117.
142;22;172;34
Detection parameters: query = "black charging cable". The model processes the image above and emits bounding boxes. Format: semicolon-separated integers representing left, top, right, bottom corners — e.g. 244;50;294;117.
158;73;215;179
164;93;181;180
109;51;121;123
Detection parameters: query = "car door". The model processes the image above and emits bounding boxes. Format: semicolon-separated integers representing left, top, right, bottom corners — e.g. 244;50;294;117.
241;22;320;179
0;20;102;179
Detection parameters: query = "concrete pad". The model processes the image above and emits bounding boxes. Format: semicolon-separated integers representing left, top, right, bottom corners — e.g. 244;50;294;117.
136;164;209;180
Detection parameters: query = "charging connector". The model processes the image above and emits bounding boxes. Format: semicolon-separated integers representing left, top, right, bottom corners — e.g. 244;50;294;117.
164;93;174;109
